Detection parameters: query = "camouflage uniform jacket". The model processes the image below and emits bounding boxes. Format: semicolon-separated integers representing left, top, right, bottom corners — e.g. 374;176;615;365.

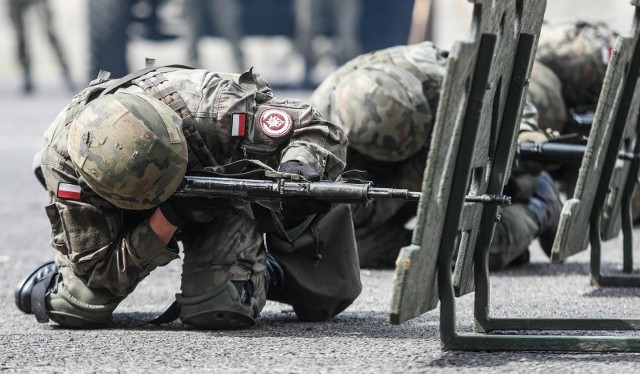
40;68;347;297
312;42;539;226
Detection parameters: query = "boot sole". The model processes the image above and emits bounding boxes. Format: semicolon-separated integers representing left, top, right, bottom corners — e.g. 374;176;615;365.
183;310;256;330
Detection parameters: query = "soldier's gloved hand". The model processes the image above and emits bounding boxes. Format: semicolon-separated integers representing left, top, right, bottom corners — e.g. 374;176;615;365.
158;197;190;228
158;196;221;228
278;160;330;223
517;130;553;175
278;160;322;181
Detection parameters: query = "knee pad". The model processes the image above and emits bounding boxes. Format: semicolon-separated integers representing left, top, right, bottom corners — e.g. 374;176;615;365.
44;281;120;328
177;281;259;330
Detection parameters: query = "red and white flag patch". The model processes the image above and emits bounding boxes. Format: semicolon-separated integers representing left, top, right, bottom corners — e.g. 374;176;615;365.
231;113;246;137
258;108;293;138
57;182;82;200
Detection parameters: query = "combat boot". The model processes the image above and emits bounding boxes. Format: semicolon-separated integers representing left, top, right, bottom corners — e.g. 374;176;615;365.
15;260;58;314
177;280;260;330
528;171;563;256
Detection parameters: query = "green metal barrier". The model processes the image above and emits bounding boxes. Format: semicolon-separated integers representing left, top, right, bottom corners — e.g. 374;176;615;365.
390;0;640;352
551;2;640;287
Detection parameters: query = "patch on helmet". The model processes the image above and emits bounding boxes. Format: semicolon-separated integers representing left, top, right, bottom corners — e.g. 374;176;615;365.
258;108;293;138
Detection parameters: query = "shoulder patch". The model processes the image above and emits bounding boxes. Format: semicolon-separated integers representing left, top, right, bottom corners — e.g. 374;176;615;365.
231;112;247;137
57;182;82;200
258;108;293;138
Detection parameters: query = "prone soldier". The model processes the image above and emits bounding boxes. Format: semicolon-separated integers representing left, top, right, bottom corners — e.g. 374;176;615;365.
529;20;618;137
311;41;563;270
526;20;640;219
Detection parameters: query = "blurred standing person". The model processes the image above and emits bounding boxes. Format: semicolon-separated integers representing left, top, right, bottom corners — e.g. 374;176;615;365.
8;0;74;94
294;0;362;86
181;0;246;71
88;0;131;81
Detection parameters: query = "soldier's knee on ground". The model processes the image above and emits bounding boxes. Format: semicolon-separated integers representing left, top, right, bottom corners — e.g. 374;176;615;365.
489;204;539;270
32;269;122;328
177;280;262;330
45;281;120;328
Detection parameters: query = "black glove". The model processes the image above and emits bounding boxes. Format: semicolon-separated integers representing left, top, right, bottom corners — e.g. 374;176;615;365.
278;160;322;181
159;196;223;228
278;160;330;224
159;197;190;228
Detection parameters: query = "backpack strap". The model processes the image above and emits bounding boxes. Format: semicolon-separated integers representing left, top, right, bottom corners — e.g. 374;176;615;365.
130;66;218;169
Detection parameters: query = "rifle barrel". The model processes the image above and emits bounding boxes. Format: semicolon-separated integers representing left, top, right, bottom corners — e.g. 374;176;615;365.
177;176;511;206
517;142;586;164
517;142;640;164
177;176;418;202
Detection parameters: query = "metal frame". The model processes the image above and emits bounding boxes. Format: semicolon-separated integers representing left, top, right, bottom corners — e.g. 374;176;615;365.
550;2;640;287
448;2;640;351
391;0;640;352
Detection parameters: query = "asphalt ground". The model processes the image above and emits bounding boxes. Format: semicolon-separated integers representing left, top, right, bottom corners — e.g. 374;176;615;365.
2;70;640;374
2;1;640;373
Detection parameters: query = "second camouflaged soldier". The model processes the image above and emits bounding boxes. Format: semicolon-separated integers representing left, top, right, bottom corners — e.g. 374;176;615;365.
311;41;563;270
528;20;619;136
526;20;636;206
27;65;356;329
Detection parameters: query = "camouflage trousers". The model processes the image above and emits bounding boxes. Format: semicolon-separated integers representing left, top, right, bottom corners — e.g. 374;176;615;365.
56;201;266;312
178;201;266;309
488;203;539;270
354;202;538;271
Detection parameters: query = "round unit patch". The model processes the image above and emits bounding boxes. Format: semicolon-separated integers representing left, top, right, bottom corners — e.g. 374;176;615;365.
258;108;293;138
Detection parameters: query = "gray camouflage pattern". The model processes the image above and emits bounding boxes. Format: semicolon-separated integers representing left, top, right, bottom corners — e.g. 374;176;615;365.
312;41;448;127
328;64;431;161
528;62;567;133
536;20;618;110
313;42;543;268
40;68;346;313
68;93;188;210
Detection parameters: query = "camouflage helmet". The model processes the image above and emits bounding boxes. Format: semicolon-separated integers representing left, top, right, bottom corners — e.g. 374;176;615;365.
528;61;567;133
68;93;188;210
331;64;431;162
536;20;618;109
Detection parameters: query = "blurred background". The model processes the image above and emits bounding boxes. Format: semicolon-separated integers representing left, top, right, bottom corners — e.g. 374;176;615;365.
0;0;633;96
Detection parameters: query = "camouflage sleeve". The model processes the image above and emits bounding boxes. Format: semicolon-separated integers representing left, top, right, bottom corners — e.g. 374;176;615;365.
195;72;347;180
518;99;541;134
40;120;179;298
349;148;427;227
278;104;348;181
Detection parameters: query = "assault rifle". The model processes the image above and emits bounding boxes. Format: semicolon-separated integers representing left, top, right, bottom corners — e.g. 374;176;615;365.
516;136;640;164
175;170;512;206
